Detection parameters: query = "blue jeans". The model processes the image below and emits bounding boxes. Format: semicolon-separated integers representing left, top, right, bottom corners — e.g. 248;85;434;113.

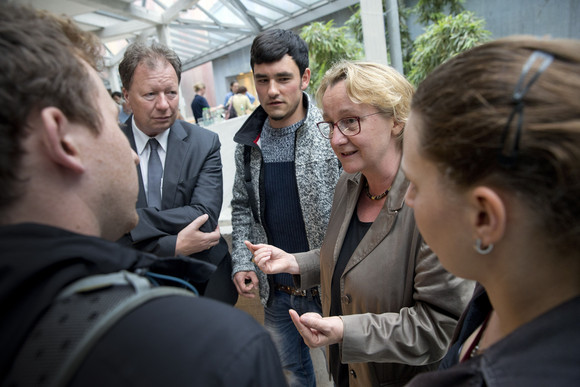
265;289;322;387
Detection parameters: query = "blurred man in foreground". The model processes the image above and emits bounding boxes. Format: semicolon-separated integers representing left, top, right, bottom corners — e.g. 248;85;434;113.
0;4;286;386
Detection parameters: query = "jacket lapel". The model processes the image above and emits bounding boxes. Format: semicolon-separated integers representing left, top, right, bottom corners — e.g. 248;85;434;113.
333;175;360;263
162;121;188;208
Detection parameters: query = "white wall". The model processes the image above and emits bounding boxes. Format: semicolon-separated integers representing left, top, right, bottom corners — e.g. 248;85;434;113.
203;115;251;233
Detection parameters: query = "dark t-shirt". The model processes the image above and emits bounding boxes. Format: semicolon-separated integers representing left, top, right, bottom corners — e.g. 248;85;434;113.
329;210;372;387
191;94;210;122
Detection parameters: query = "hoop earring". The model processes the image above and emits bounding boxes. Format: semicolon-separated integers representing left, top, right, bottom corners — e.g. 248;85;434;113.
474;239;494;255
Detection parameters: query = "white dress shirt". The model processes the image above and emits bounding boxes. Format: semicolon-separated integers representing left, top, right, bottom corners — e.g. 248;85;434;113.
131;118;170;201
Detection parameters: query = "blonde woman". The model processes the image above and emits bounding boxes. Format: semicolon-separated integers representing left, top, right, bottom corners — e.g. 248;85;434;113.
249;61;473;386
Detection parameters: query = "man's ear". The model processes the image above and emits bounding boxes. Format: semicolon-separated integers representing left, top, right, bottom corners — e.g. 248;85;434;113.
122;88;131;106
301;68;311;91
40;107;85;174
469;186;506;247
121;87;129;101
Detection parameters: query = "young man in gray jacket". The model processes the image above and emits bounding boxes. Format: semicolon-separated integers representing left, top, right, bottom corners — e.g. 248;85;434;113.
231;29;341;387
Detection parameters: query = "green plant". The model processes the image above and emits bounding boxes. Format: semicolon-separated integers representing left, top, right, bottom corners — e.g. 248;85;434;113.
413;0;465;24
407;11;491;85
300;20;363;94
301;0;486;86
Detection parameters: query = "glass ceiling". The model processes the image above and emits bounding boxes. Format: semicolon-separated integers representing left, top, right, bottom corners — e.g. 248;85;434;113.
27;0;358;71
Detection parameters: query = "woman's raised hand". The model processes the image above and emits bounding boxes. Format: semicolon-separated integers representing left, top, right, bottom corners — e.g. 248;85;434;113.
244;240;301;275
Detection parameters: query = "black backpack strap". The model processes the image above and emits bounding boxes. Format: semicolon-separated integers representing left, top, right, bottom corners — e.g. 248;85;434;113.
5;270;194;387
244;145;260;223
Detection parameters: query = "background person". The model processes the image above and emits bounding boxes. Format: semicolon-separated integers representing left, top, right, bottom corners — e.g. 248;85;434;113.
226;85;255;117
230;28;341;387
118;42;237;305
224;80;256;106
250;60;473;387
191;82;211;123
403;36;580;386
111;90;131;122
191;82;209;123
0;4;286;386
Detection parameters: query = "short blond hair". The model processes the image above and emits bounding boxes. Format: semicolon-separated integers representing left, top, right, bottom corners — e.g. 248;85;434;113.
316;60;414;149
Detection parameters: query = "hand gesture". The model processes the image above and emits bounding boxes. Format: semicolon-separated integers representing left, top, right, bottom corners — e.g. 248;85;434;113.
289;310;344;348
233;270;259;298
244;241;300;275
175;214;220;256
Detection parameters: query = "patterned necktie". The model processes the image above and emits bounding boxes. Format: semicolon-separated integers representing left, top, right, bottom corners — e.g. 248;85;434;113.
147;138;163;208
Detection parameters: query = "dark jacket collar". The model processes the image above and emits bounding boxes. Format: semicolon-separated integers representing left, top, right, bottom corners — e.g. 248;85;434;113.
0;223;214;380
233;92;311;147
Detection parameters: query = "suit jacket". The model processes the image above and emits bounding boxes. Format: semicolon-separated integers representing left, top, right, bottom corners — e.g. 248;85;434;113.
294;168;474;387
119;117;225;261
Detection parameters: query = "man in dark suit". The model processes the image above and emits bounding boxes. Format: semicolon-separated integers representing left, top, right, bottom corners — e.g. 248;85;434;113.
118;41;237;305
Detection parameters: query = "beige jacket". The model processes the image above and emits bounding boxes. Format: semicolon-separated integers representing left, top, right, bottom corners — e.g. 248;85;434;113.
227;93;254;116
295;168;474;386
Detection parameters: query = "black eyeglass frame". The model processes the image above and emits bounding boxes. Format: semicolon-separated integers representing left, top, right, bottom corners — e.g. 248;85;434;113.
316;112;382;139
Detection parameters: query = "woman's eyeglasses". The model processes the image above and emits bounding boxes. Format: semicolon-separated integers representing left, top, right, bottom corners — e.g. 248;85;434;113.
316;112;382;139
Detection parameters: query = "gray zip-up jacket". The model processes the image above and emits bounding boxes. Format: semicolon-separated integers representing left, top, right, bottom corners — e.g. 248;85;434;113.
230;93;341;306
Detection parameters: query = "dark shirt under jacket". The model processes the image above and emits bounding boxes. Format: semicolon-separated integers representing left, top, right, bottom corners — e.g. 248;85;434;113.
330;210;372;387
261;119;310;288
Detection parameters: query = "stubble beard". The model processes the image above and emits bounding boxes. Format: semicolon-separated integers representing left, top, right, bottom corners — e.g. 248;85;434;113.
267;97;302;125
